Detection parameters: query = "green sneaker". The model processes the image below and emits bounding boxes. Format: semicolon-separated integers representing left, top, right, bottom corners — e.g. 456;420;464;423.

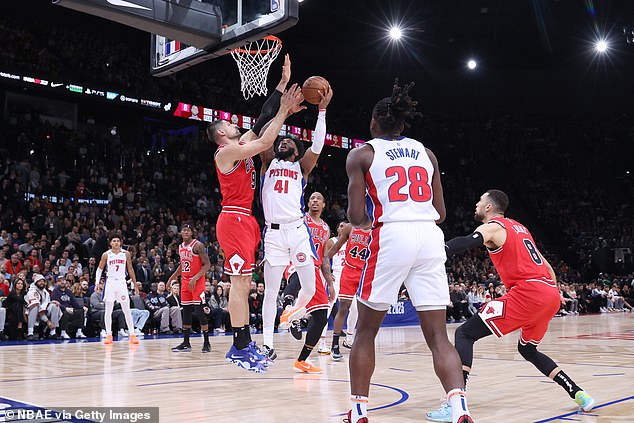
574;391;595;412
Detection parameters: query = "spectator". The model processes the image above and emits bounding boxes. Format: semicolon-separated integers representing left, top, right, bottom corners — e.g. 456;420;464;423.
25;273;62;340
3;276;27;340
248;289;263;331
209;284;229;333
50;276;86;339
128;294;150;336
144;282;181;334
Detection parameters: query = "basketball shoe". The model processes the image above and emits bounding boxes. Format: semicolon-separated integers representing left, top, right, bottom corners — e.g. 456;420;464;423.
104;335;113;345
343;410;368;423
226;345;267;373
293;359;323;374
248;341;273;366
171;342;192;352
290;320;303;340
261;344;277;361
129;335;139;345
279;306;304;329
426;401;452;422
574;391;595;412
331;345;343;361
317;338;331;355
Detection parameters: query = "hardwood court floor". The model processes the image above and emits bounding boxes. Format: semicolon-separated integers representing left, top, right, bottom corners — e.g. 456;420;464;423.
0;313;632;422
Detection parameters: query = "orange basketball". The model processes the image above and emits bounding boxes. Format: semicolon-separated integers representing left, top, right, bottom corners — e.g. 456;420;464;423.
302;76;330;105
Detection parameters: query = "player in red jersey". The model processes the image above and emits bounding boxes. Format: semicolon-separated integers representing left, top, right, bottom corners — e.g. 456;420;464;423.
291;192;335;373
426;190;594;422
206;56;304;372
169;223;211;353
323;223;370;361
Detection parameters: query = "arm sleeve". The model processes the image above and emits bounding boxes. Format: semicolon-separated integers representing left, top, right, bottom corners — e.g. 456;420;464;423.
252;90;282;136
310;110;326;154
445;231;484;257
95;267;103;285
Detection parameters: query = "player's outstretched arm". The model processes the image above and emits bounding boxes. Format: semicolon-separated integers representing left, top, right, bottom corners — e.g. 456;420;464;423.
215;85;304;169
346;146;373;228
445;223;505;256
323;222;351;260
300;86;333;177
426;147;446;224
94;252;107;285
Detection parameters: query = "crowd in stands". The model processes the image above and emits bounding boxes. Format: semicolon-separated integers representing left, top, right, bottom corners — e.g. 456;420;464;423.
1;11;633;341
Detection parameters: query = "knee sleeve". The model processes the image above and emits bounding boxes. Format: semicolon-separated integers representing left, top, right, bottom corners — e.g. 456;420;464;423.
517;342;558;377
455;315;492;369
193;304;207;325
305;309;327;347
182;305;193;326
283;273;301;298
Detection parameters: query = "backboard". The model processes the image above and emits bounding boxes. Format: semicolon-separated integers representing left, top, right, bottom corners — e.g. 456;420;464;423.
151;0;299;77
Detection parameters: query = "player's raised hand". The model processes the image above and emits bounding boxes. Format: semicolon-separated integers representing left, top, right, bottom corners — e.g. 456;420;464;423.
341;222;353;239
318;85;333;109
280;54;291;86
280;83;304;114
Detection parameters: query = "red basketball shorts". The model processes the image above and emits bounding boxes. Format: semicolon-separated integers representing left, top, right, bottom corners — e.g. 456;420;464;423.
180;276;206;305
216;211;261;276
306;267;329;314
478;281;560;345
339;264;363;301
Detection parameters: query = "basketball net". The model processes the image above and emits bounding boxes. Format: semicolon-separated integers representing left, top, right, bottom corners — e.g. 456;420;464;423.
231;35;282;100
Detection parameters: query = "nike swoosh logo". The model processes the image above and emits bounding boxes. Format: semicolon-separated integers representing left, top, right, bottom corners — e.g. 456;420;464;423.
106;0;151;10
51;83;63;88
230;355;245;360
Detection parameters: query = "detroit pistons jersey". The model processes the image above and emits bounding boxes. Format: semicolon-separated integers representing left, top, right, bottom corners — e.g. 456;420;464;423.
305;214;329;266
364;137;440;225
106;249;127;280
179;239;202;280
487;217;554;290
261;158;305;224
344;228;371;270
330;236;347;276
214;145;256;212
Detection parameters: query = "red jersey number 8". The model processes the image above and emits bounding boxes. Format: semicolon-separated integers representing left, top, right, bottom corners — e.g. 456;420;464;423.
386;166;432;202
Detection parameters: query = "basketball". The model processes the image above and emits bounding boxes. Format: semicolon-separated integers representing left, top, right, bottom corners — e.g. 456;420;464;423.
302;76;330;105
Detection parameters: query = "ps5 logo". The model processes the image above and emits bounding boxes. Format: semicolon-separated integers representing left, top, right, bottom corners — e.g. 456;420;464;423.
106;0;151;11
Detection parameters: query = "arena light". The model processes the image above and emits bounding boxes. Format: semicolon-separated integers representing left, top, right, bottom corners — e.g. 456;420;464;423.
467;59;477;70
389;26;403;41
595;39;608;53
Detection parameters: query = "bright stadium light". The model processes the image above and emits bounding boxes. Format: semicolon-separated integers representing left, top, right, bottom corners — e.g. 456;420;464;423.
596;39;608;53
389;26;403;41
467;59;477;70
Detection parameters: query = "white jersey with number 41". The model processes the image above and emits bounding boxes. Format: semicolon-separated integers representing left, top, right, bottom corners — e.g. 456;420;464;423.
261;158;306;225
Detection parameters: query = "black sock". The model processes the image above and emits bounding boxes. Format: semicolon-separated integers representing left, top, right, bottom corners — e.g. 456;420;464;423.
244;325;252;343
183;328;191;345
233;326;249;350
283;295;295;309
553;370;581;399
202;330;209;345
463;370;470;389
298;345;314;362
332;332;342;349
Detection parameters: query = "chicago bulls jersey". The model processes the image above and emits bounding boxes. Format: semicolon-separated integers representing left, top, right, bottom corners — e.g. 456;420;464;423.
487;217;554;290
344;228;371;270
330;236;347;275
305;214;330;266
179;239;202;280
364;137;440;225
215;145;256;212
261;158;305;224
106;249;127;280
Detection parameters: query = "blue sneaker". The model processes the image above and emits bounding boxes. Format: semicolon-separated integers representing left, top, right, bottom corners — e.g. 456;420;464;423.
248;341;273;366
225;345;267;373
575;391;595;412
426;401;452;423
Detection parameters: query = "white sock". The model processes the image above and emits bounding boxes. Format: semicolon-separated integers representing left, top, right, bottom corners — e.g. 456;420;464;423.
447;388;470;422
263;327;274;349
351;395;368;422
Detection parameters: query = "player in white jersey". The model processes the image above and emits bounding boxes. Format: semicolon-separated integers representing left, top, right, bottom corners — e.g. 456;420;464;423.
96;234;139;345
344;80;473;423
260;86;333;359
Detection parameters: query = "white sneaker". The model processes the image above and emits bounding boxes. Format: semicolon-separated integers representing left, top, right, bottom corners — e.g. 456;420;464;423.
100;329;107;338
60;331;70;340
134;328;144;337
214;327;225;333
76;329;87;339
317;339;331;355
118;329;129;338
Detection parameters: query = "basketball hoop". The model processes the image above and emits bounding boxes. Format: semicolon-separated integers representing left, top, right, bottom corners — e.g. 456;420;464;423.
231;35;282;100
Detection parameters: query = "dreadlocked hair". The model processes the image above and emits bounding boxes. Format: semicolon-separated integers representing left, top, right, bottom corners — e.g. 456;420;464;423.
372;78;421;135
